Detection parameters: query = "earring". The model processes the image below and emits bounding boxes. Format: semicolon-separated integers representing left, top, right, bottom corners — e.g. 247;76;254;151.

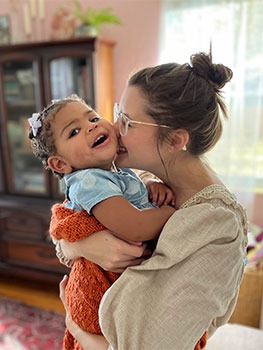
182;145;187;151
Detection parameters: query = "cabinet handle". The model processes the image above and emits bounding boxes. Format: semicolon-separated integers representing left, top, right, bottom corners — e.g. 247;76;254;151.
18;218;27;225
36;250;55;259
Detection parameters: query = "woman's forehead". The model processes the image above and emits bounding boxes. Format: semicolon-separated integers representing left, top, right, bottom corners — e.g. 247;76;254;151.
120;86;146;113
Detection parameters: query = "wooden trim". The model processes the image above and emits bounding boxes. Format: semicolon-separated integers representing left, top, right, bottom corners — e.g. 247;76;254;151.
0;64;13;192
0;37;115;52
0;52;41;63
0;38;96;52
94;40;115;121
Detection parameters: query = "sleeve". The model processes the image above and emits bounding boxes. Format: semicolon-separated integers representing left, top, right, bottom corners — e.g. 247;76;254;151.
74;169;124;214
49;202;105;241
49;202;106;267
99;204;247;350
136;170;161;183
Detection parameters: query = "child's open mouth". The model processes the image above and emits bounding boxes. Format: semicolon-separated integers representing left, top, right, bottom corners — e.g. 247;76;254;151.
92;134;109;148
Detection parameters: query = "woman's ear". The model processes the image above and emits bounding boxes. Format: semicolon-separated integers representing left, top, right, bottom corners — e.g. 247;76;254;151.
48;156;72;174
167;129;189;152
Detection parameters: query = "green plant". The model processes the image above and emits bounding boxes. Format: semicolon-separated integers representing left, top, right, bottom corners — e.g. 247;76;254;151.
72;0;121;33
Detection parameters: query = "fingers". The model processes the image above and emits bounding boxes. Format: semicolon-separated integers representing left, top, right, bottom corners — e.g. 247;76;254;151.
100;241;151;272
123;239;143;246
150;187;159;206
59;275;68;307
108;257;149;273
163;191;176;206
147;181;175;207
122;242;148;258
156;192;166;207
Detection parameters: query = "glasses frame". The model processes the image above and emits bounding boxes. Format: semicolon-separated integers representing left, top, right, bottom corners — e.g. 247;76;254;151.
114;103;172;136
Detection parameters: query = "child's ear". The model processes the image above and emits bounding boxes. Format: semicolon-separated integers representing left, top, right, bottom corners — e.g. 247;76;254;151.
168;129;189;152
48;156;72;174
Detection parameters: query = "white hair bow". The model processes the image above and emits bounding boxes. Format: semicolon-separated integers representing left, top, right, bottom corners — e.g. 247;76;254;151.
28;113;41;137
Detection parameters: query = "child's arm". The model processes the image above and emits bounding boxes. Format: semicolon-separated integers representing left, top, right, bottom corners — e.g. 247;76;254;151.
92;196;175;242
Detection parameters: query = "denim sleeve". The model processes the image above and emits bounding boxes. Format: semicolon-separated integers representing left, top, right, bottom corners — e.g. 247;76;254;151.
74;169;124;214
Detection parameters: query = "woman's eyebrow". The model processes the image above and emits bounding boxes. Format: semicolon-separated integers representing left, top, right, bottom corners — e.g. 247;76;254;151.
121;110;132;120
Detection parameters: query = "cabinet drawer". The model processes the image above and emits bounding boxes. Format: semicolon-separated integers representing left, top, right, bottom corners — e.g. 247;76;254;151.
5;240;61;268
0;211;49;241
6;215;43;234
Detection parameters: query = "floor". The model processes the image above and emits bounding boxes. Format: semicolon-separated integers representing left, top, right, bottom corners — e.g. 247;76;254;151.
1;277;263;349
0;275;65;313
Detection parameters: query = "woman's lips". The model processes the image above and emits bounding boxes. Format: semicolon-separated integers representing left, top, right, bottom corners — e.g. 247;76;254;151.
117;145;127;154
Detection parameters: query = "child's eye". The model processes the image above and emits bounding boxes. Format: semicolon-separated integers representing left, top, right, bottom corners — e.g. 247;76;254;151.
90;116;100;123
69;128;80;138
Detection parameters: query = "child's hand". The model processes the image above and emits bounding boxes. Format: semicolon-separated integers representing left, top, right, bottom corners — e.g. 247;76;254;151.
145;180;175;207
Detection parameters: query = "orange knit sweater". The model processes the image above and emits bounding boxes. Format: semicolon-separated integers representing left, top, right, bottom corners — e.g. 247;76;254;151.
50;203;207;350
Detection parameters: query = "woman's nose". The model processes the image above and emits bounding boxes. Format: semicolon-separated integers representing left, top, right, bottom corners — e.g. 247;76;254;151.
114;121;120;137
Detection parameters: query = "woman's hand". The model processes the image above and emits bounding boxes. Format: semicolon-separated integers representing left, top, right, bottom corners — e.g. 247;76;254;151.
60;230;151;273
60;276;109;350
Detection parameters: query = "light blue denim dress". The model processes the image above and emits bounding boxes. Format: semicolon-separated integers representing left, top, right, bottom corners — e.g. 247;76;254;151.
64;168;156;213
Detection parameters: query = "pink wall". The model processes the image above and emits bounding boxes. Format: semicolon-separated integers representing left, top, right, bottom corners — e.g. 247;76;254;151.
0;0;162;100
1;0;262;229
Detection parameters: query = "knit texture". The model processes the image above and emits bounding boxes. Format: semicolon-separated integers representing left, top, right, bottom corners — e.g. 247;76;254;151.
50;202;207;350
50;203;119;350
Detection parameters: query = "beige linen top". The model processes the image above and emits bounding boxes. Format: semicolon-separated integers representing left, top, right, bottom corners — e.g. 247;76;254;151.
99;184;248;350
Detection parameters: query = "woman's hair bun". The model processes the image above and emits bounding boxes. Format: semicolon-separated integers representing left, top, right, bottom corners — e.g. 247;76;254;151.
190;51;233;90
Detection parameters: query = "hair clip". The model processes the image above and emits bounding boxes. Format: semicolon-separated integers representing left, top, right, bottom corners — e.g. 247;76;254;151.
51;99;60;104
28;113;41;137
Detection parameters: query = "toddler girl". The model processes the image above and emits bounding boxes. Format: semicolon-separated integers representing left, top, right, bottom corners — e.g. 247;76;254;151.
28;95;175;350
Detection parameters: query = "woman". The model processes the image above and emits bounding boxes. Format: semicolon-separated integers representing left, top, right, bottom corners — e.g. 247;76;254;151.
57;50;248;350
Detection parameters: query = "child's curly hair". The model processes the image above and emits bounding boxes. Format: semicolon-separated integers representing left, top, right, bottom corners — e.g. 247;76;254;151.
28;94;87;178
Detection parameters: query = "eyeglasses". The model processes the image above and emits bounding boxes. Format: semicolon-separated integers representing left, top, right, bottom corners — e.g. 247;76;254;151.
114;103;172;136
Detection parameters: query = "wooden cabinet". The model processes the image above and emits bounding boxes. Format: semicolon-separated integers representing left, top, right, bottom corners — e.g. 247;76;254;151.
0;38;115;284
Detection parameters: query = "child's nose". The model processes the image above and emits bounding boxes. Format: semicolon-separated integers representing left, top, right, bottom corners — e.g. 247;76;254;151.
87;124;98;133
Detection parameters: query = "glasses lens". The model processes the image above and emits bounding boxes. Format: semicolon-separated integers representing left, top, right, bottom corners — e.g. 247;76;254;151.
114;103;119;123
119;114;127;136
114;103;129;136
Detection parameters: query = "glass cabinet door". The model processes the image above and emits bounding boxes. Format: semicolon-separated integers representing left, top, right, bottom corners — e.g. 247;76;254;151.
48;55;94;198
49;56;94;107
2;61;46;195
0;150;4;192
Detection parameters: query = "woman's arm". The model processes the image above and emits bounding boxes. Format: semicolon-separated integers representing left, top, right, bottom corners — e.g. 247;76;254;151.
99;205;247;349
59;230;151;273
60;275;110;350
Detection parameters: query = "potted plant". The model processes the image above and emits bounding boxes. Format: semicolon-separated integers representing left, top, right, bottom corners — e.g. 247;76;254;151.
72;0;121;37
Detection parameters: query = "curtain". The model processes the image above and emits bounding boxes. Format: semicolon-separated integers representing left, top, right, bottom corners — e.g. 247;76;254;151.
159;0;263;224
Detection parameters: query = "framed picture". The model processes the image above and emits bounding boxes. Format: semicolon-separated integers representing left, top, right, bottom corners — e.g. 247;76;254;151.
0;15;10;45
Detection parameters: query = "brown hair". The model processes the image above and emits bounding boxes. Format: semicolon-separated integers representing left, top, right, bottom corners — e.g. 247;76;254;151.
128;50;233;156
28;94;87;178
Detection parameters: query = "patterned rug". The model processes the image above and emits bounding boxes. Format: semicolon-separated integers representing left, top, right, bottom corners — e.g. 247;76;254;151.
0;295;65;350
